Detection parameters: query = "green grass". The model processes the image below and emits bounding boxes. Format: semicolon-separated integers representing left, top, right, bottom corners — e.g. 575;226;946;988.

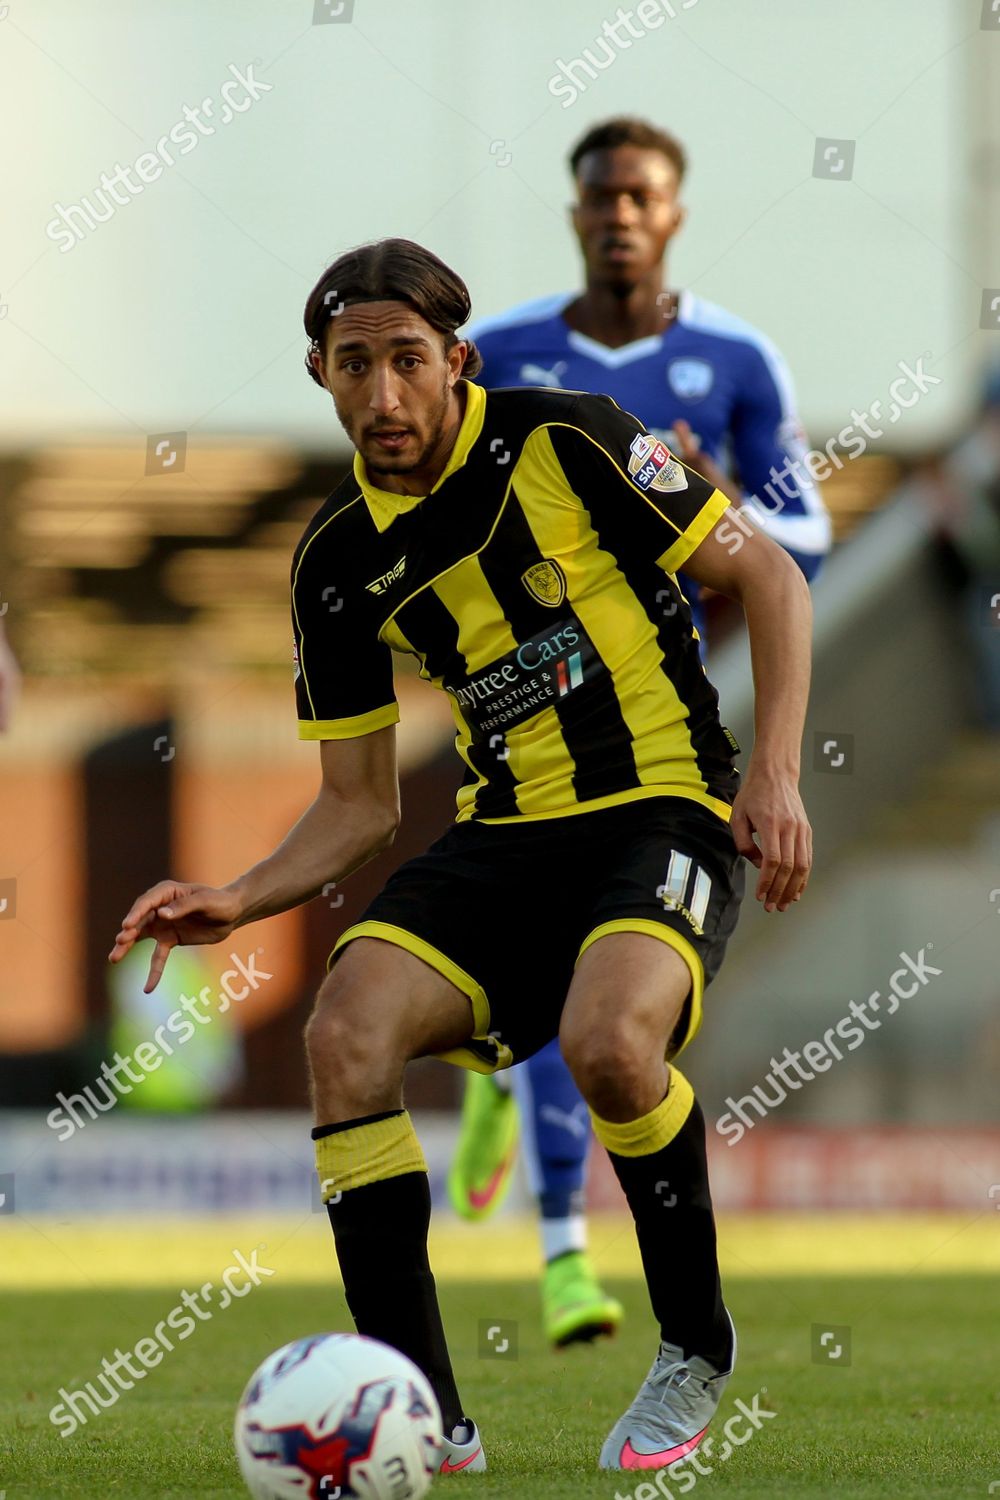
1;1276;997;1499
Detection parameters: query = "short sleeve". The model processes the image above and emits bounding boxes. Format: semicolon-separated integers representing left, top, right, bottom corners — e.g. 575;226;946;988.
729;340;831;573
291;519;399;741
547;393;730;574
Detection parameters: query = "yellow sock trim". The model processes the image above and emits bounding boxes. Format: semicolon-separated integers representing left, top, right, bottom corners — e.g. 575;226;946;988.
315;1111;427;1200
590;1068;695;1158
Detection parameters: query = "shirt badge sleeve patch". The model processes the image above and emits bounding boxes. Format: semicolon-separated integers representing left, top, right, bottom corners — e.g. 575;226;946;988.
627;433;690;495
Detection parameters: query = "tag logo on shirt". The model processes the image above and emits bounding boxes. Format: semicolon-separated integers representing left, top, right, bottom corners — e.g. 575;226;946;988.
521;559;566;608
627;433;689;494
667;357;714;402
292;639;301;681
365;555;407;595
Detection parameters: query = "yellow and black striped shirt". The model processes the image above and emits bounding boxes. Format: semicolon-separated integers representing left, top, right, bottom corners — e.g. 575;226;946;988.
292;380;739;824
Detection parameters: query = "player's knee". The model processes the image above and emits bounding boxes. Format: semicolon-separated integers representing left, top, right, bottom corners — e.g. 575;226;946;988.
304;969;405;1091
559;1015;649;1115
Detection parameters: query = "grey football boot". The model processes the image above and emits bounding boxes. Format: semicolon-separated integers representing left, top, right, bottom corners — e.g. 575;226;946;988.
599;1313;735;1471
438;1417;487;1475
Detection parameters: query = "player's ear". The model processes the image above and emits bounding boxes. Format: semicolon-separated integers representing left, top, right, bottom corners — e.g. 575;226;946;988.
670;202;687;235
308;343;329;389
446;339;467;386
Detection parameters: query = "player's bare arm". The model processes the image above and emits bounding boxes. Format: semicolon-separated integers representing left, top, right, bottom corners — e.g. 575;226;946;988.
680;518;813;914
108;727;399;991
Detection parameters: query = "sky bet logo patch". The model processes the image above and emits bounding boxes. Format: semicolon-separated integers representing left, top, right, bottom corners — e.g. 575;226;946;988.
627;433;689;495
444;616;599;740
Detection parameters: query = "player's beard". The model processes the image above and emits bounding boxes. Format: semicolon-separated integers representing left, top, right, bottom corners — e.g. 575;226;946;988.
353;375;452;478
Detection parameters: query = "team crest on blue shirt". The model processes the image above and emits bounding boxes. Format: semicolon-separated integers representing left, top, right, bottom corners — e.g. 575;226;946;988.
521;559;566;607
627;433;689;495
667;357;714;402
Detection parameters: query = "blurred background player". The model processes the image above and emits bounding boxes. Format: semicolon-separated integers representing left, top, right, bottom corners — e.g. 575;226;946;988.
922;363;1000;730
447;116;832;1347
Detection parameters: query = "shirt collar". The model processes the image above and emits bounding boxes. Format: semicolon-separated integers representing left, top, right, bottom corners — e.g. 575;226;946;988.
355;379;487;533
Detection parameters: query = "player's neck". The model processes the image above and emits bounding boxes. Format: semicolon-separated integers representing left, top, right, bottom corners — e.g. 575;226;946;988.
564;278;678;349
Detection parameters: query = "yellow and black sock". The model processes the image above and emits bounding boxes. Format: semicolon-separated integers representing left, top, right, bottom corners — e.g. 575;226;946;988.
591;1069;732;1369
313;1109;463;1432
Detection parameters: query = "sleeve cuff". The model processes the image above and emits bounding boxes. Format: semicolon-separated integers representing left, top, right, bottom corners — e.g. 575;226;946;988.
655;489;730;574
297;703;400;740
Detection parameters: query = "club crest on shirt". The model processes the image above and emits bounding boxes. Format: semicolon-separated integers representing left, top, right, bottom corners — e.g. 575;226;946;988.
292;639;301;682
521;559;567;608
627;433;689;494
667;357;714;402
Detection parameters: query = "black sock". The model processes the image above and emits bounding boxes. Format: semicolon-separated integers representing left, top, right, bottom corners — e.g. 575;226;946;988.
325;1171;463;1433
600;1089;731;1369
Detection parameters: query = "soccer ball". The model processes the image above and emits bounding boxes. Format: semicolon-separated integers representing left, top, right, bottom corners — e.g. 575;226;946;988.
234;1333;443;1499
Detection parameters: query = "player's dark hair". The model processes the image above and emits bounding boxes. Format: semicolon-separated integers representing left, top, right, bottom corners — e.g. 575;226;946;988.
303;238;482;387
569;117;687;183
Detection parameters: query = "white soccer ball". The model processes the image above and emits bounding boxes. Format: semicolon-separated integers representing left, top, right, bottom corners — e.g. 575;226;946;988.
234;1333;443;1499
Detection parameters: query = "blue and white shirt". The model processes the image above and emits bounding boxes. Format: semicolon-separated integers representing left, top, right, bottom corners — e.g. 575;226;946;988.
468;289;831;634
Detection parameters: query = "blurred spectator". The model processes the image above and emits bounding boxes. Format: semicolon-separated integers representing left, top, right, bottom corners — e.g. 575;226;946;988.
924;364;1000;729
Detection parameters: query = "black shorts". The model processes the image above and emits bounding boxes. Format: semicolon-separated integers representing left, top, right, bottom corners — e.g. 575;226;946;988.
329;795;745;1072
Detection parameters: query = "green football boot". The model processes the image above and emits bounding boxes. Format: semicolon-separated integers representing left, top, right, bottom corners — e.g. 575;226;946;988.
543;1250;625;1347
447;1072;520;1222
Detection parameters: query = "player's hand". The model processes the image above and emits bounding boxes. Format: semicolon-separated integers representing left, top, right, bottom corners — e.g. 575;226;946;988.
672;420;743;506
730;767;811;912
108;881;243;992
0;627;21;732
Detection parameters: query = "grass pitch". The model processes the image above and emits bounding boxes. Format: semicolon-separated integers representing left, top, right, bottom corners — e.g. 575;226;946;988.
1;1219;998;1499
